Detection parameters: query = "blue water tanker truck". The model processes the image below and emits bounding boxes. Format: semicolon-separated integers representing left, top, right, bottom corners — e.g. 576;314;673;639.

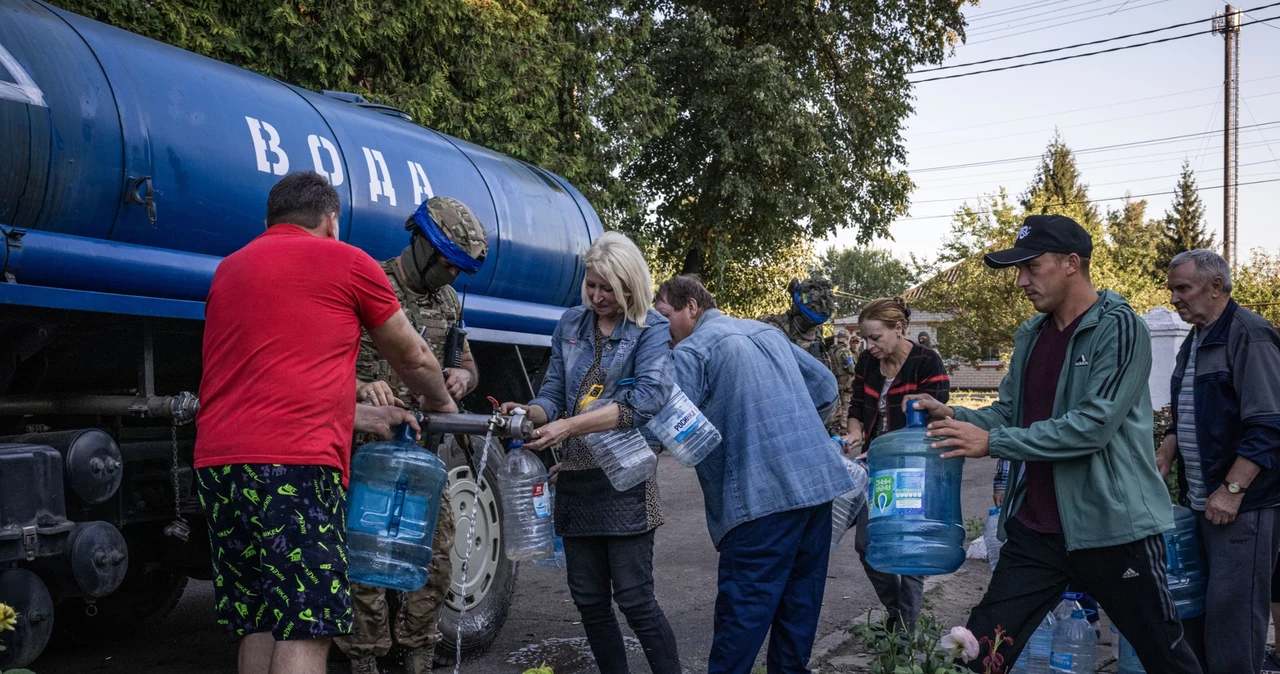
0;0;600;667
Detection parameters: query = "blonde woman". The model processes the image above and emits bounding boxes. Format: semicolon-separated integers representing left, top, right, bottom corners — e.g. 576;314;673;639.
501;231;680;673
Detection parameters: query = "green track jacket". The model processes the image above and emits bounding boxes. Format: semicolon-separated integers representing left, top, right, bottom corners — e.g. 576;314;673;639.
956;290;1173;551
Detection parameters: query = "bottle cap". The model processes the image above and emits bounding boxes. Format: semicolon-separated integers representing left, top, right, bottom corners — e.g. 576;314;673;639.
508;439;523;450
989;506;1000;516
395;422;417;444
1063;591;1084;601
905;405;927;428
1071;609;1096;620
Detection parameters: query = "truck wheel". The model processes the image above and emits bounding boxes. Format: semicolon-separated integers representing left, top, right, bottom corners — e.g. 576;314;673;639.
0;568;55;669
53;528;188;643
434;435;517;664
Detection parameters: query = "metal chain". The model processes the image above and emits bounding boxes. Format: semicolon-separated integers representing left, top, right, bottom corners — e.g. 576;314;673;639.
171;421;186;523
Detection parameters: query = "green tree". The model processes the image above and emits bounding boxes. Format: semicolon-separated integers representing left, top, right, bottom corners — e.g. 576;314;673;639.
627;0;970;291
1233;249;1280;325
1020;134;1102;236
1107;197;1160;249
1157;162;1215;269
819;247;922;317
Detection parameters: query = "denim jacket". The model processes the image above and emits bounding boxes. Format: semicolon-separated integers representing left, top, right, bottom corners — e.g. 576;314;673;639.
530;305;673;429
671;310;854;547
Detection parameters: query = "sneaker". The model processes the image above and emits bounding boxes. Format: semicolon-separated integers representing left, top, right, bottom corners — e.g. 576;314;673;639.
1262;650;1280;674
350;656;379;674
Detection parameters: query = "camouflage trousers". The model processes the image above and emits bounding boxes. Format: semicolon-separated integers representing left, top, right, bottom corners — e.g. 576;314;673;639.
335;488;456;658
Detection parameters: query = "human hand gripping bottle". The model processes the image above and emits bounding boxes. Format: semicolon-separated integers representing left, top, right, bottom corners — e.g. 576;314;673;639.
347;421;449;591
499;440;555;561
864;406;966;575
582;398;657;491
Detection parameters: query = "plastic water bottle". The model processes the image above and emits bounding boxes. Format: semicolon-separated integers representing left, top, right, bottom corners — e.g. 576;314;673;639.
531;484;567;570
829;441;870;549
1010;611;1056;674
499;441;554;561
864;407;966;575
1116;630;1144;674
646;384;721;467
1053;592;1084;622
582;399;658;491
1166;505;1206;619
984;506;1003;572
1049;609;1097;673
347;422;449;591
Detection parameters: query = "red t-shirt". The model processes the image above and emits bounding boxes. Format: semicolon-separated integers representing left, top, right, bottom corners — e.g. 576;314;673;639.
195;224;402;483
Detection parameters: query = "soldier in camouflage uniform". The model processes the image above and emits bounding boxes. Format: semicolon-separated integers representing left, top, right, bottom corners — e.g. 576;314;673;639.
757;275;852;437
335;196;488;674
829;329;857;436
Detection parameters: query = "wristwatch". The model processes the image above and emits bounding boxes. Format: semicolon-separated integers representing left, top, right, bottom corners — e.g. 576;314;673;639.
1227;482;1247;494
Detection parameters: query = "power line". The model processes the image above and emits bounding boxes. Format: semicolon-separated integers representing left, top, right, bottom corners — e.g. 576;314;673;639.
1243;10;1280;29
966;0;1173;43
912;120;1280;173
898;176;1280;222
967;0;1118;35
966;0;1166;39
909;74;1280;137
965;0;1081;24
911;10;1280;84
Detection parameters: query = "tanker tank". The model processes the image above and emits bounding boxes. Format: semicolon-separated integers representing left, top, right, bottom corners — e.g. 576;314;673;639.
0;0;600;342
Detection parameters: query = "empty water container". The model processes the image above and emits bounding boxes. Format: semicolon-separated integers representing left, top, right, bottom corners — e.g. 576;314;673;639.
1010;611;1055;674
1049;610;1097;674
830;442;870;549
1116;631;1144;674
1053;592;1084;622
347;422;449;591
531;484;567;570
582;399;658;491
984;506;1004;573
864;407;966;575
1166;505;1206;619
646;384;721;467
499;441;555;561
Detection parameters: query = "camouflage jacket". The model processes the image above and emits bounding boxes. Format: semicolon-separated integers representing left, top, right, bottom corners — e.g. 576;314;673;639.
757;312;852;432
356;258;470;403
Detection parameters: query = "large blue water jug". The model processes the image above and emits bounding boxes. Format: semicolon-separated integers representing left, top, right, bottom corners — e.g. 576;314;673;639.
346;422;449;592
865;407;966;575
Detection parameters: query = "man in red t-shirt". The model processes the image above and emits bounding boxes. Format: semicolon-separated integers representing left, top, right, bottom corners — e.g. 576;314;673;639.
195;171;455;674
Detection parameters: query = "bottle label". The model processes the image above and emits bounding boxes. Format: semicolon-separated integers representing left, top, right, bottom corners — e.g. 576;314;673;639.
532;482;550;519
663;394;704;443
1049;653;1072;670
869;468;925;517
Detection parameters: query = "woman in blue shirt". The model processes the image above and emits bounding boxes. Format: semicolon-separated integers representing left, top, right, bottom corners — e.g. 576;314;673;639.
502;232;680;674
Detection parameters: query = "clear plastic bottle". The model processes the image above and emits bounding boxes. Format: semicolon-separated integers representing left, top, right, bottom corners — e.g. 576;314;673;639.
645;384;721;467
830;440;870;549
864;407;966;575
1049;609;1097;673
1010;611;1055;674
1166;505;1206;619
347;421;449;591
984;506;1003;573
531;484;567;570
582;399;657;491
1116;630;1144;674
1053;592;1084;622
498;441;554;561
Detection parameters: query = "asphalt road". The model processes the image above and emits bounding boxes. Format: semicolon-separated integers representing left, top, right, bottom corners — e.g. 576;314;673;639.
34;453;996;674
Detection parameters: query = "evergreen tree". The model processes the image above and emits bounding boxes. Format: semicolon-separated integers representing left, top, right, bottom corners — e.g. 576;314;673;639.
1157;162;1215;269
1020;133;1102;237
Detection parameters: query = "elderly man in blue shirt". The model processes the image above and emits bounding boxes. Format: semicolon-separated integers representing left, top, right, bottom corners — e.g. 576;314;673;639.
655;275;854;674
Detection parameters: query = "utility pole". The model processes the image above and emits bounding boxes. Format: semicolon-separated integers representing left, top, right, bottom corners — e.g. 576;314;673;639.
1215;5;1241;266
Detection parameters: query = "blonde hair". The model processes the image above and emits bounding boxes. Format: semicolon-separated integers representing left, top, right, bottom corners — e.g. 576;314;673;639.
858;297;911;335
582;231;653;327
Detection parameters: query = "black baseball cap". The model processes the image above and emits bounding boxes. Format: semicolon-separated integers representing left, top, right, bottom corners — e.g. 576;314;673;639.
984;214;1093;269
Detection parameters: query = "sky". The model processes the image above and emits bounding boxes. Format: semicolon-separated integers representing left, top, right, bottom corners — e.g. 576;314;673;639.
825;0;1280;267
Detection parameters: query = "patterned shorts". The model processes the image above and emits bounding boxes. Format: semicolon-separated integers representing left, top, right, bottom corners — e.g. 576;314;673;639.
196;464;352;641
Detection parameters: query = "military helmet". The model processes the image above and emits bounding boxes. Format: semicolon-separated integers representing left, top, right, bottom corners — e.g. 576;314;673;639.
406;196;489;272
788;275;837;321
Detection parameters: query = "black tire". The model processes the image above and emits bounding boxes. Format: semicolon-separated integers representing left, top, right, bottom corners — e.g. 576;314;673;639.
433;434;518;665
52;526;188;644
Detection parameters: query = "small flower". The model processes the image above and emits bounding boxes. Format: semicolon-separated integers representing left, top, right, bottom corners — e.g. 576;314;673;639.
940;625;980;661
0;602;18;632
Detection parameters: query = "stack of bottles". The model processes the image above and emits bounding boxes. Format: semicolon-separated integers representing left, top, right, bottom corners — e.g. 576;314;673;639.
346;422;449;591
646;384;721;467
1115;505;1206;674
582;399;658;491
499;440;555;561
865;407;966;575
830;439;869;549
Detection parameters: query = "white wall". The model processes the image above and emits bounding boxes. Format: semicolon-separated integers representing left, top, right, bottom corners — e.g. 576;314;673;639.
1143;307;1191;410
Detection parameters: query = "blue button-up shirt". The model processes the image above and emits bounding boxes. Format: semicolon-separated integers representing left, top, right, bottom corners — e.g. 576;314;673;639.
670;310;854;547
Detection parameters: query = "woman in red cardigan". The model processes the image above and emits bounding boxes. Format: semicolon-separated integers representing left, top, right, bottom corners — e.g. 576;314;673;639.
844;297;950;632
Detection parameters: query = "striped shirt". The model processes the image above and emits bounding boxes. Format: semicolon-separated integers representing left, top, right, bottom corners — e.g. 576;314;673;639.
1176;329;1209;510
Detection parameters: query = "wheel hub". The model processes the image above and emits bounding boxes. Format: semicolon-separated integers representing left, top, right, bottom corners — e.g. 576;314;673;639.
445;465;501;613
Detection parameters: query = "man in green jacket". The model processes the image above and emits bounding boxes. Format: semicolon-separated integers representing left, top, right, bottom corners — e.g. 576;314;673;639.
908;215;1201;673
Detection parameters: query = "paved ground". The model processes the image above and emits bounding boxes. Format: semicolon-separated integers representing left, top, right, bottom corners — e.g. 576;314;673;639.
34;453;997;674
